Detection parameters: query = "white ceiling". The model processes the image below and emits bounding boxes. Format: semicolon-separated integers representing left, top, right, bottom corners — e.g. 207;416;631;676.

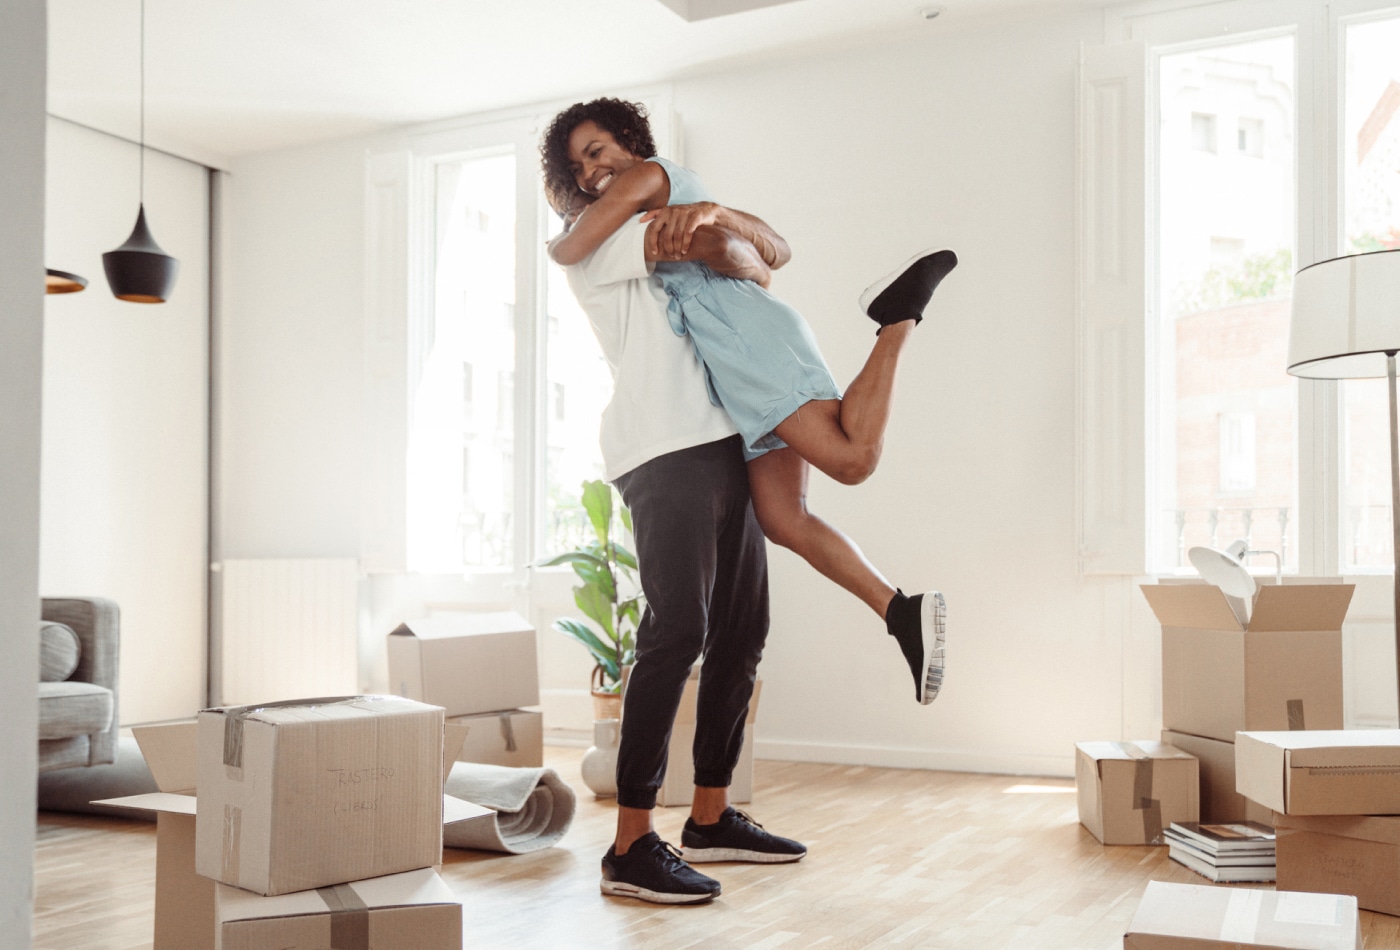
47;0;1091;166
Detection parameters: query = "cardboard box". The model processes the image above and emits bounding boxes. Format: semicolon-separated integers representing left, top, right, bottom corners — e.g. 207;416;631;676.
99;719;491;948
1161;729;1273;825
1275;813;1400;916
1124;880;1360;949
446;709;543;768
1141;583;1352;743
196;696;446;896
94;722;212;950
387;611;539;717
215;867;461;950
1236;729;1400;816
1075;741;1199;845
656;673;761;808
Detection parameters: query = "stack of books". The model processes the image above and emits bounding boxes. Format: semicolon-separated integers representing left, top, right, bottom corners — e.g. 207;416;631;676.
1165;821;1276;882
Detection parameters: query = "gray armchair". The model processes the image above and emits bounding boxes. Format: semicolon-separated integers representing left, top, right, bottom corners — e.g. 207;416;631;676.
38;597;119;773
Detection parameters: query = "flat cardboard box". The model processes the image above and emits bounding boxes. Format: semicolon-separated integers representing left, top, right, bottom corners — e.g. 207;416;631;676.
215;867;461;950
1161;729;1273;825
1141;582;1352;743
1236;729;1400;816
195;696;445;896
1275;813;1400;916
447;709;543;768
94;721;211;950
1124;880;1360;949
98;719;490;949
656;674;761;808
387;611;539;717
1075;740;1199;845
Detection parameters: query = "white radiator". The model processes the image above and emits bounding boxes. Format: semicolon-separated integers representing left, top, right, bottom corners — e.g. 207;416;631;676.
217;558;360;706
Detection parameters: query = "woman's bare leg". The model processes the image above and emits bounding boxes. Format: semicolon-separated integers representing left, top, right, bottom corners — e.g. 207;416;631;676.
771;320;913;485
747;447;896;617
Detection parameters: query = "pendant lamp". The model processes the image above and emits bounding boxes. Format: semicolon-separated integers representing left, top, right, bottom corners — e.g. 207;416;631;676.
103;0;178;303
45;269;89;294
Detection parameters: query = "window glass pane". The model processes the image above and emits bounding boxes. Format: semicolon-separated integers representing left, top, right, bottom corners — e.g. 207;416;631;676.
1155;36;1298;573
540;207;610;559
1340;14;1400;572
408;152;516;571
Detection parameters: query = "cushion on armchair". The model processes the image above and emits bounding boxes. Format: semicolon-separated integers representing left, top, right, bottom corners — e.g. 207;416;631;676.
38;681;114;740
39;621;81;682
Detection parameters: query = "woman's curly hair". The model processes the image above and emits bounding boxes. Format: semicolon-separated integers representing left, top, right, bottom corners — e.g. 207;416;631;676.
540;98;657;214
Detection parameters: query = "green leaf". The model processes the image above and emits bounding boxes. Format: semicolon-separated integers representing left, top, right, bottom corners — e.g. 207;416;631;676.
619;504;633;535
552;618;618;669
581;480;613;547
539;550;608;571
613;543;639;572
571;560;616;602
575;584;616;638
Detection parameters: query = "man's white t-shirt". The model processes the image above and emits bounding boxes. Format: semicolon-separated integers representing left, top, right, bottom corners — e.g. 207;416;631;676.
554;215;736;481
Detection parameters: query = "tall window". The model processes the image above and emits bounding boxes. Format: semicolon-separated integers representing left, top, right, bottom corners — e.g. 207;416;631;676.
404;134;615;573
408;153;518;571
1340;13;1400;571
1154;36;1298;572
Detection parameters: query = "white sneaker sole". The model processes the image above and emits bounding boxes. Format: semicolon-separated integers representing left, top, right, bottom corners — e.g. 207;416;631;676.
600;877;719;904
858;247;954;316
681;846;806;864
918;592;946;705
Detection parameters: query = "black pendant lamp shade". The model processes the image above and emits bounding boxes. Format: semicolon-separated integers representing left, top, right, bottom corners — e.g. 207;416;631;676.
105;0;178;304
45;268;89;294
103;204;179;303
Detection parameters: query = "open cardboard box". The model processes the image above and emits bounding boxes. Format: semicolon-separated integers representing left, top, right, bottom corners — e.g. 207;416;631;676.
1236;729;1400;816
216;867;461;950
1124;880;1360;949
1275;813;1400;917
388;612;539;717
96;719;490;949
1140;581;1352;743
1074;740;1199;845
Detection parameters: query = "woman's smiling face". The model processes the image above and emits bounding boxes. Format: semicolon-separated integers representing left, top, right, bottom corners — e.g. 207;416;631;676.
567;120;642;197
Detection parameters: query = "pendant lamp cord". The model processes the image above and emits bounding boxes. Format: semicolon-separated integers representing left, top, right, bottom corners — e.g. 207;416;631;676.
139;0;145;206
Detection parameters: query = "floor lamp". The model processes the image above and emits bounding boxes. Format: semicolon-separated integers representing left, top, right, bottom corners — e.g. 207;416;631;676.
1287;248;1400;722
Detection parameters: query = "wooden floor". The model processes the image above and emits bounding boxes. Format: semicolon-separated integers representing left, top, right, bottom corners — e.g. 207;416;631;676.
33;747;1400;949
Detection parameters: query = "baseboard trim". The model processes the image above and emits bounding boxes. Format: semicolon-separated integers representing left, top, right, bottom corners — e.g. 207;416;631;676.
751;739;1075;780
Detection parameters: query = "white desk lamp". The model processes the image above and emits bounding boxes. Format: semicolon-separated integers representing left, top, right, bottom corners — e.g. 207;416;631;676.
1287;248;1400;719
1188;540;1282;625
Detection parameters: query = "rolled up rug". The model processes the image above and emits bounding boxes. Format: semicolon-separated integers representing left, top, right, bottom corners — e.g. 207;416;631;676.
443;760;576;854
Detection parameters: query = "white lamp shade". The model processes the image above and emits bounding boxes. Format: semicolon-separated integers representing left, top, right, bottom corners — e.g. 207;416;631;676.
1287;248;1400;379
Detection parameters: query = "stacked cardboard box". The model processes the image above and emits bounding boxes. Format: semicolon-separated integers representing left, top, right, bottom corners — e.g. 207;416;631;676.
1236;729;1400;916
388;611;544;768
1140;580;1353;824
96;697;494;949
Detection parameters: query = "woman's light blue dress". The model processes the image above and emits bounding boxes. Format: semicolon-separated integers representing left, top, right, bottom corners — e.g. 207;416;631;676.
648;156;841;459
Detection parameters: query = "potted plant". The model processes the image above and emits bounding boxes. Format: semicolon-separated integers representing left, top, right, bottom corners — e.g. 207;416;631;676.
540;479;642;722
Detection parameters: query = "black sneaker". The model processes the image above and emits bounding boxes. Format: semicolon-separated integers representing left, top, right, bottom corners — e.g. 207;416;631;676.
601;832;721;904
886;589;947;704
859;248;958;333
681;807;807;864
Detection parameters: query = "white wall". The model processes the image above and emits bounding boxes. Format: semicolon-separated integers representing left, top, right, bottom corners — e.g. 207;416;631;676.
42;119;211;724
223;8;1165;776
0;2;45;944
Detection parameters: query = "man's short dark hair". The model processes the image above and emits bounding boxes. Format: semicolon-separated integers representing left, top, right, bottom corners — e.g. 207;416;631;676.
540;98;658;215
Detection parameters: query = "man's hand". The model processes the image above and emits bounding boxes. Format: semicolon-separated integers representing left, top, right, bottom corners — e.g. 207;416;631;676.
641;202;722;259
